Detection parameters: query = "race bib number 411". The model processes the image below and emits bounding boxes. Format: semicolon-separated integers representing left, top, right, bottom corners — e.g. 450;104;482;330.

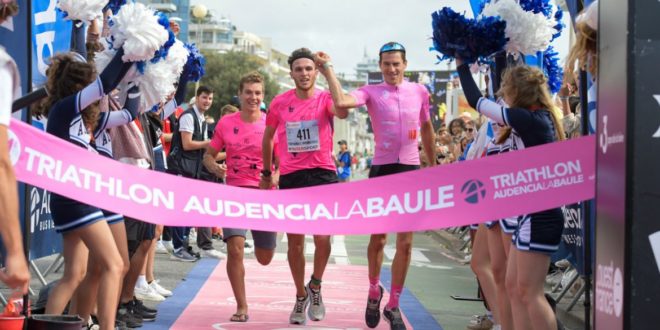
286;120;320;153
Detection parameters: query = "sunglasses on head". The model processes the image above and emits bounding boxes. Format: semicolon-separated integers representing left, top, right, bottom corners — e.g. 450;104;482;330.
379;42;406;54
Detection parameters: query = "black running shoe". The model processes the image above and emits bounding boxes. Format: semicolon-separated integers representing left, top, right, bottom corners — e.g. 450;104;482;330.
128;299;156;321
114;319;129;330
187;246;201;259
383;307;407;330
132;298;157;314
365;285;384;328
116;305;143;328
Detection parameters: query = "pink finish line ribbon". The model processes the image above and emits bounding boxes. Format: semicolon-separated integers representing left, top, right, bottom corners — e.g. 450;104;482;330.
8;119;596;235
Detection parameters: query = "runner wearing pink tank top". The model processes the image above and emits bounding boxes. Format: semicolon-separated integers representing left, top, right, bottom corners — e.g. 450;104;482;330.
261;48;346;326
316;42;437;330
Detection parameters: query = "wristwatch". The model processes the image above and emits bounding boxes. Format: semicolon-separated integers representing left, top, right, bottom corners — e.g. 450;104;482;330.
260;169;272;178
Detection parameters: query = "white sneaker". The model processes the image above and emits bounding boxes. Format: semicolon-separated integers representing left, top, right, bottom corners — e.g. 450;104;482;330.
163;240;174;253
201;249;225;259
189;229;197;241
134;284;165;302
155;241;168;254
149;279;172;297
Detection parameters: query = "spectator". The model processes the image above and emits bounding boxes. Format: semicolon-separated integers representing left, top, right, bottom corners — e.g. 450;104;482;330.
167;86;223;261
334;140;351;182
0;0;29;295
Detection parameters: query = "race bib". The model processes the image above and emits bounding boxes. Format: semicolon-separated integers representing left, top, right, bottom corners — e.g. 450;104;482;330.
286;120;320;153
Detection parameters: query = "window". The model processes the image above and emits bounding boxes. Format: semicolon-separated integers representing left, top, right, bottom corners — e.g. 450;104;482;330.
203;31;213;44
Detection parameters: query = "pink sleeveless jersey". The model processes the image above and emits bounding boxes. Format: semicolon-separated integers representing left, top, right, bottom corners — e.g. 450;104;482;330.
350;81;430;165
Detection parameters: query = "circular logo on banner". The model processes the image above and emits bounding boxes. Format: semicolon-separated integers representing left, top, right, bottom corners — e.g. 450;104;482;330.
461;180;486;204
7;129;21;166
613;267;623;317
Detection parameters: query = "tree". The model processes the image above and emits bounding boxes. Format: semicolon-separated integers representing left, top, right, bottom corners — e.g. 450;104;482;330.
183;51;281;120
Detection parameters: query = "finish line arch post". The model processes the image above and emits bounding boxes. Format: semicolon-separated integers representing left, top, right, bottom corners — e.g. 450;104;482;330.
595;0;660;328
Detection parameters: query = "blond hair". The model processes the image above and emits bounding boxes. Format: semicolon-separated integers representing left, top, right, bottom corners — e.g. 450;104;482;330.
220;104;239;117
565;21;598;79
498;65;565;142
239;71;264;92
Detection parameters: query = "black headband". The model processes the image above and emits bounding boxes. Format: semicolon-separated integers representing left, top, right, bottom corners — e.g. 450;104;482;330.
289;53;315;65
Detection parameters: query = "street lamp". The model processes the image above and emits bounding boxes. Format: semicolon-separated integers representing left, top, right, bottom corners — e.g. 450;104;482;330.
191;4;207;45
191;4;208;94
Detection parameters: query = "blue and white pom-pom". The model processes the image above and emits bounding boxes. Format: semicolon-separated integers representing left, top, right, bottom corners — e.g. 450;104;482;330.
518;0;553;17
57;0;107;22
431;7;507;63
103;0;128;15
542;46;562;94
182;43;206;82
149;12;177;64
481;0;555;56
134;40;188;108
108;2;169;62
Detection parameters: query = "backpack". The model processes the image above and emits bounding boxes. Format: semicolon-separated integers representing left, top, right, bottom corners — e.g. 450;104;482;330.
167;108;207;178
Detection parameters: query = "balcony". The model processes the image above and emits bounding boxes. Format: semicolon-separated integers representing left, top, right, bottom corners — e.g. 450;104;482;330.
150;3;177;12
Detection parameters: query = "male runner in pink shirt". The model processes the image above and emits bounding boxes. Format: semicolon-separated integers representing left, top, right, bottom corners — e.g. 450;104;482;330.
261;48;347;325
204;72;278;323
316;42;436;330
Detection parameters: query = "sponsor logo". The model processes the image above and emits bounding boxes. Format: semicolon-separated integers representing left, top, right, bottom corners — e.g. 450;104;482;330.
7;129;21;166
489;161;585;199
288;106;295;113
233;127;239;134
29;188;54;234
599;115;624;154
461;180;486;204
596;261;624;318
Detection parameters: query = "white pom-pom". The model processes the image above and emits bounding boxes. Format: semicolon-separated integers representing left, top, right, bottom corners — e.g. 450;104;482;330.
481;0;555;55
57;0;108;22
166;40;189;77
94;39;116;73
134;41;188;108
110;2;169;62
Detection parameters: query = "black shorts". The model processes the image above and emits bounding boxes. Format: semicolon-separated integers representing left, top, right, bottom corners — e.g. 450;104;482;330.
512;208;564;254
50;194;105;234
279;168;338;189
368;163;420;178
125;217;156;257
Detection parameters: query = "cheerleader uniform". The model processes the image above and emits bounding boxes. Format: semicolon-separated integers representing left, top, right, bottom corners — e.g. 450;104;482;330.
47;41;133;233
458;63;564;254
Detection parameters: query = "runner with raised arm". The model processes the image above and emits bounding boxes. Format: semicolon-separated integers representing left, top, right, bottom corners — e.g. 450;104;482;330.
316;42;436;330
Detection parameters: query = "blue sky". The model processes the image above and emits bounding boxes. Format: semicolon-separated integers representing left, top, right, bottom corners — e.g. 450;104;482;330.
195;0;570;75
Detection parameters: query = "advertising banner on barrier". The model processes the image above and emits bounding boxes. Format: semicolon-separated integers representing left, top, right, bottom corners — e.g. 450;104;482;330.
25;1;72;260
8;119;596;235
31;0;72;87
561;202;585;275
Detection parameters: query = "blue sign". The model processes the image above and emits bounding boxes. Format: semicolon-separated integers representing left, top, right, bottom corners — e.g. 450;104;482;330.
27;0;72;259
28;119;63;259
31;0;72;87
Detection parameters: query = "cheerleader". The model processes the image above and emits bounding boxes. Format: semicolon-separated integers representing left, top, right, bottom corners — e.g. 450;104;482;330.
457;55;565;330
36;19;134;330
